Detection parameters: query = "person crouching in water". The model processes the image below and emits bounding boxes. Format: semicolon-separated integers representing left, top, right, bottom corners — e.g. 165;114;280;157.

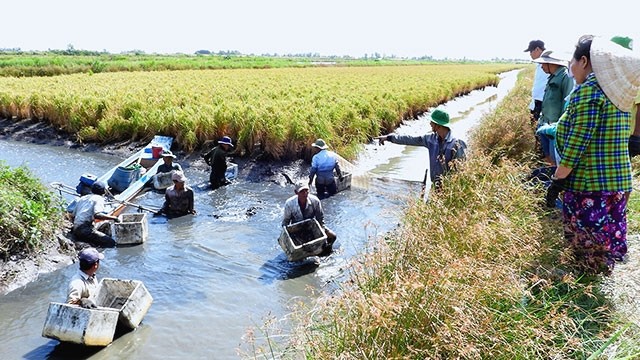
67;247;104;309
71;181;120;247
203;136;234;190
308;138;343;199
282;182;337;255
158;171;196;217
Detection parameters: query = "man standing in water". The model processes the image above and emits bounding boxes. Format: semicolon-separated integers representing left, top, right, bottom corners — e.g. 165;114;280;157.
158;171;196;217
376;109;467;190
157;151;182;174
308;138;343;199
282;182;337;254
203;136;234;190
67;247;104;309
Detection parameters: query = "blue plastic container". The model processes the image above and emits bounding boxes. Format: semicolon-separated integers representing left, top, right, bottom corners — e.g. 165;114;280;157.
76;173;97;195
108;166;141;193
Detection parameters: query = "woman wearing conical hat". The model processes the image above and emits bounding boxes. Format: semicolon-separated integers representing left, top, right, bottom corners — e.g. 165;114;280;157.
550;35;640;273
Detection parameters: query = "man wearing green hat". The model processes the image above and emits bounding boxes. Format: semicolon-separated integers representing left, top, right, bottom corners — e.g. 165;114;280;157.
376;109;467;189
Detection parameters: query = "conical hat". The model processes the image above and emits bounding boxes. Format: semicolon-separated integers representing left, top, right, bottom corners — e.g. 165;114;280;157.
591;36;640;112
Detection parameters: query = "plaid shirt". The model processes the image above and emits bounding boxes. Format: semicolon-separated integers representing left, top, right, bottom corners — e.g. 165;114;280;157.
556;73;632;191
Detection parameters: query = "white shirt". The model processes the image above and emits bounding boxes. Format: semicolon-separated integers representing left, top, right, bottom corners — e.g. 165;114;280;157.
282;194;324;227
530;63;548;110
67;270;99;303
72;194;106;227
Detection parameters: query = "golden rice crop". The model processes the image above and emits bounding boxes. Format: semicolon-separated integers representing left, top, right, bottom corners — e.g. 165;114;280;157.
0;64;518;159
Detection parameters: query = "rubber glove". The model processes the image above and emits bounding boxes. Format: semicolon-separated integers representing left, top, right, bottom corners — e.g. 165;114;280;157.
536;123;557;139
629;135;640;157
545;178;566;208
80;298;97;309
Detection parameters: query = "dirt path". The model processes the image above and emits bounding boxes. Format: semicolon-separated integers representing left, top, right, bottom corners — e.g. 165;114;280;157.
602;235;640;326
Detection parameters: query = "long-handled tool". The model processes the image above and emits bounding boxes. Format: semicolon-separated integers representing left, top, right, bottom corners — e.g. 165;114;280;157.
104;187;161;214
50;182;161;213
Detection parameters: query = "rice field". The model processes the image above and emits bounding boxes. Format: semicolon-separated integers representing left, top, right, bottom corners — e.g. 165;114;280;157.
0;63;519;159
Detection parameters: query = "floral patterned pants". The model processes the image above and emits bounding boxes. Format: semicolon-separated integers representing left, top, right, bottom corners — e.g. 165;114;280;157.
562;191;628;273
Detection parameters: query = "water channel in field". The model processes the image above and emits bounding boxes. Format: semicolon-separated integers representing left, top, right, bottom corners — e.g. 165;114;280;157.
0;70;519;359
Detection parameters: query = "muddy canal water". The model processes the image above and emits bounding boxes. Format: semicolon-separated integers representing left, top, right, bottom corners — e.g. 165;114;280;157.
0;70;518;359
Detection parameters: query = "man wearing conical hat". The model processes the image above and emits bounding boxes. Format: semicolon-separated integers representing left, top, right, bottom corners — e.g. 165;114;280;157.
376;109;467;190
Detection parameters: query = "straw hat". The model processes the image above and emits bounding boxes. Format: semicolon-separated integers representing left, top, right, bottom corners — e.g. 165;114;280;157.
591;36;640;112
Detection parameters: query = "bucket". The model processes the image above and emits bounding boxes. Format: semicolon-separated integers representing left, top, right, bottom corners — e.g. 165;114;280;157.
108;165;141;193
151;146;163;159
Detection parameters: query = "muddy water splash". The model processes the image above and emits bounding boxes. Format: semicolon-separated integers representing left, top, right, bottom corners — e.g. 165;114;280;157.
0;70;519;359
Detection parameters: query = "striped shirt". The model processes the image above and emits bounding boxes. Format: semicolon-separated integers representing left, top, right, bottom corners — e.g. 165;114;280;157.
555;73;632;191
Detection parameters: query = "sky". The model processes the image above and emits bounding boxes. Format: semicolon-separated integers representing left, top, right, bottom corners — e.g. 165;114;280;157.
3;0;639;61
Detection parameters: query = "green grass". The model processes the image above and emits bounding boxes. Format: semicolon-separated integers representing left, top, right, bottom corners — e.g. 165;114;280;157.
0;52;491;78
0;161;63;258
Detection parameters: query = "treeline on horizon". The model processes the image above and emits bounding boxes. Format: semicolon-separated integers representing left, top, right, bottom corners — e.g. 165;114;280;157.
0;46;523;78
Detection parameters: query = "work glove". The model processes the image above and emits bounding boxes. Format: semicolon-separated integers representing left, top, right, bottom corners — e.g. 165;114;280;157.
629;135;640;158
545;178;566;208
536;123;557;139
375;135;388;145
80;298;97;309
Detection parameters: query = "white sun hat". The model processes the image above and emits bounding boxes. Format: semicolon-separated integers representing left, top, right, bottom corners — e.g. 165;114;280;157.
533;50;569;67
591;36;640;112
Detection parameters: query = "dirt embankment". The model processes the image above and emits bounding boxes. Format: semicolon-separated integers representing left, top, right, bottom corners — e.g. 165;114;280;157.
0;117;307;295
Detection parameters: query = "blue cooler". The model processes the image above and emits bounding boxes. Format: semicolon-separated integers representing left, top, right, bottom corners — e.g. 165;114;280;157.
76;173;97;195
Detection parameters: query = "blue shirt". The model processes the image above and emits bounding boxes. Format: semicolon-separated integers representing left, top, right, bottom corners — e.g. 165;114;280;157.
389;131;466;185
310;149;342;185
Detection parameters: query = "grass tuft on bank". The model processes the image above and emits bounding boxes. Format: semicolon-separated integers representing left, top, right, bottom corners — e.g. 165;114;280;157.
0;162;63;259
260;67;640;358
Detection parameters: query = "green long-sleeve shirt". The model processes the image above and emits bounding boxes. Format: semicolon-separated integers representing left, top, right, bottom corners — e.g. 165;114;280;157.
539;66;574;126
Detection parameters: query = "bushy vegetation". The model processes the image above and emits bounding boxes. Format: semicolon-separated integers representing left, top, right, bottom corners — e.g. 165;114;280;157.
0;162;63;259
259;68;640;359
0;63;519;160
0;52;494;78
